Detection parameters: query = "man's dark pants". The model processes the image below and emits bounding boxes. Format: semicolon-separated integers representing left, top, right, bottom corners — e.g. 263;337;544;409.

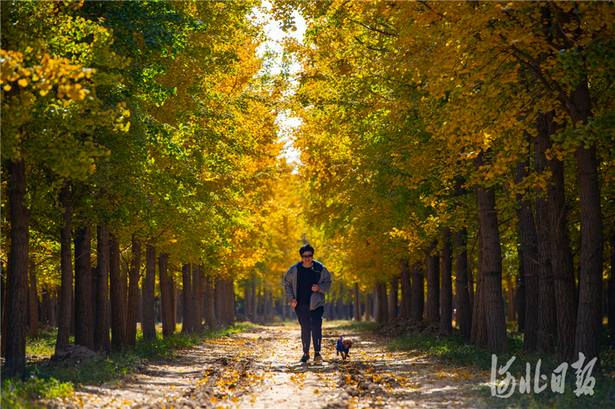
295;305;324;354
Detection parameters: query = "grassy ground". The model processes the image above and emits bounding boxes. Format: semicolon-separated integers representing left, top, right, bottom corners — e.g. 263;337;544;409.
1;323;254;408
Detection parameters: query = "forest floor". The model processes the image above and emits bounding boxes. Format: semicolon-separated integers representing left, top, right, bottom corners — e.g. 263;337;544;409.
7;321;615;408
55;323;492;409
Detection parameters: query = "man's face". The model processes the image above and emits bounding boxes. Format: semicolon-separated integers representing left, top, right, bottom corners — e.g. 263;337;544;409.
301;252;313;267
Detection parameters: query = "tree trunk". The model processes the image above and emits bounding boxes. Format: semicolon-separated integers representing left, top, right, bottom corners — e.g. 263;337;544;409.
109;234;126;350
400;259;412;319
29;261;39;339
74;225;94;349
41;286;51;328
142;244;157;340
5;158;29;377
534;119;557;355
197;266;206;331
471;226;487;346
182;264;193;333
159;253;174;338
411;263;424;322
547;142;576;361
440;229;453;335
56;182;72;353
425;244;440;325
474;153;509;353
388;275;399;320
506;276;515;322
354;283;362;321
204;273;215;329
609;224;615;348
365;289;372;322
227;278;235;326
95;224;111;351
124;235;141;347
251;276;257;323
455;227;472;340
515;245;527;332
515;158;540;353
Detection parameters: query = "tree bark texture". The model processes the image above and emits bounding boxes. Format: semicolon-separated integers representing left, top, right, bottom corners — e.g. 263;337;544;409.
440;229;453;335
6;158;30;377
388;275;399;320
182;264;194;333
74;225;94;349
411;263;424;322
109;234;126;350
205;273;215;329
470;226;487;346
198;266;206;331
474;153;509;353
56;182;72;353
515;245;527;332
354;283;361;321
400;259;412;319
534;119;556;355
95;224;111;351
515;158;540;353
142;244;157;340
425;244;440;325
158;253;174;338
455;228;472;340
125;235;141;347
29;261;39;339
192;265;202;331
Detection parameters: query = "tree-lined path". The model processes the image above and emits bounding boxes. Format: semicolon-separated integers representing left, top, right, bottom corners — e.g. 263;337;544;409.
63;323;488;409
2;1;615;408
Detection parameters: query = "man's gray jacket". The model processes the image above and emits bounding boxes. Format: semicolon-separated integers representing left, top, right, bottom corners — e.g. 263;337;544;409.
284;260;332;311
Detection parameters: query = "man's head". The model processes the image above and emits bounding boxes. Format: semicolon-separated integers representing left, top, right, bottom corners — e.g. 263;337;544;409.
299;244;314;258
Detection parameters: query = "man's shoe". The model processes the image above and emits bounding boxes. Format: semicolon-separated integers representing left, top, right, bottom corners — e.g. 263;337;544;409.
300;354;309;363
314;353;323;362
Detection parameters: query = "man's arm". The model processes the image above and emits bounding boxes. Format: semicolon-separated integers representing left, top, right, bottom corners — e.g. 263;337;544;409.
283;266;297;303
317;267;332;293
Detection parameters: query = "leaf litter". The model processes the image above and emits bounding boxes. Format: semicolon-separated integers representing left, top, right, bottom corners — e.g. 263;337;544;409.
62;323;492;408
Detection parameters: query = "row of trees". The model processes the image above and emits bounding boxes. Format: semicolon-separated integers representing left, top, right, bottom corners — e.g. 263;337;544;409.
1;0;290;379
271;0;615;374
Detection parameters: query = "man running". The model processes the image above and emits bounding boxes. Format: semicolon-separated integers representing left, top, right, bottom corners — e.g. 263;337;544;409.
284;244;332;363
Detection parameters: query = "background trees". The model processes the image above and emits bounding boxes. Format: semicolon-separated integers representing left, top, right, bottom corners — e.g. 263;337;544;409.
3;0;614;381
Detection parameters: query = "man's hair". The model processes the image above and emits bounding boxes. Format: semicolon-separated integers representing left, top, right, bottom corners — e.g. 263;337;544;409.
299;244;314;256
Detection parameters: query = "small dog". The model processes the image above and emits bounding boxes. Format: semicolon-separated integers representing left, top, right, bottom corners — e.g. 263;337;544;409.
336;337;353;360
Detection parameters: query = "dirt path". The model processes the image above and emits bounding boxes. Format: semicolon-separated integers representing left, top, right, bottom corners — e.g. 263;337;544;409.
69;324;491;408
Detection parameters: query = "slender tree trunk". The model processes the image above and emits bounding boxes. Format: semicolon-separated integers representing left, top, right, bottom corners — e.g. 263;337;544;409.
411;263;424;322
56;182;72;353
400;259;412;319
455;228;472;340
192;265;201;331
125;235;141;347
474;153;509;353
182;264;193;333
515;158;540;353
29;261;39;339
365;289;372;322
534;119;557;355
227;278;236;326
109;234;126;350
609;224;615;348
354;283;362;321
74;225;94;349
425;243;440;325
41;286;50;328
142;244;156;340
506;276;515;322
5;158;30;377
440;229;453;335
388;275;399;320
1;264;9;358
244;285;252;319
547;143;576;361
205;273;215;329
159;253;174;338
515;245;527;332
198;266;206;331
471;226;487;346
95;224;111;351
251;276;257;323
